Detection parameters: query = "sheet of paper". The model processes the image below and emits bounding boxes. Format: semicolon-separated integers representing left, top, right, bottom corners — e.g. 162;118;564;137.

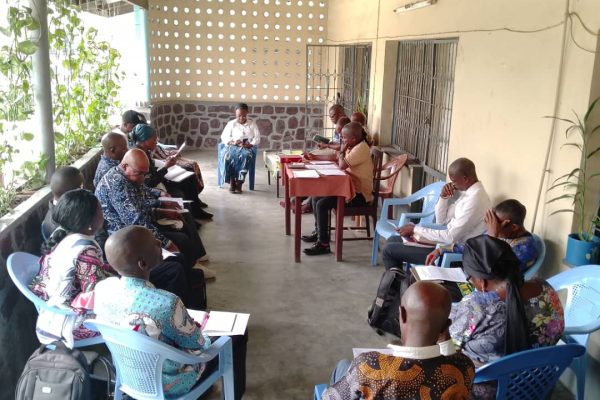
154;159;166;171
188;310;250;336
293;170;320;178
158;197;190;208
305;163;340;170
352;348;393;358
402;236;436;248
161;248;176;260
317;169;346;176
174;142;186;157
164;165;195;182
309;161;335;165
412;266;468;283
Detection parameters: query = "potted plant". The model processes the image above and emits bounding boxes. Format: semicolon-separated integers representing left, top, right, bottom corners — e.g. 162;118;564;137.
548;97;600;266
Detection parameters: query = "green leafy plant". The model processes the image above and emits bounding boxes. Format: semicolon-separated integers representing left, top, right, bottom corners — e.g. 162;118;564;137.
547;97;600;241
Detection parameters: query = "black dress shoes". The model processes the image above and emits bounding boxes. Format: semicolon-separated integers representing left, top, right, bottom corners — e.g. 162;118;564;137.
304;242;331;256
301;231;318;243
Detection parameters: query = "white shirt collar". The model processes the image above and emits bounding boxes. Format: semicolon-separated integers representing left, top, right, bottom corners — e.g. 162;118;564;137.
386;340;456;359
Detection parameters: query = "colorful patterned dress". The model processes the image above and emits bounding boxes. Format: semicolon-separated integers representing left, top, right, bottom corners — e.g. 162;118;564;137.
94;276;211;398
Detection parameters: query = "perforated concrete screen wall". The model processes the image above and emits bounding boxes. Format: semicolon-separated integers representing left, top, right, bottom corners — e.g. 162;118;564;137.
148;0;328;103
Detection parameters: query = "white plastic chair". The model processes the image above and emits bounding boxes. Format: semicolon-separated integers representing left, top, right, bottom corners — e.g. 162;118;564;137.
547;265;600;400
7;252;104;348
85;320;235;400
371;181;445;265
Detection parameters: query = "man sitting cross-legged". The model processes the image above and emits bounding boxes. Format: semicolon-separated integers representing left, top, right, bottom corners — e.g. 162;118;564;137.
322;281;474;399
382;157;491;269
302;122;373;255
94;226;247;400
95;149;214;279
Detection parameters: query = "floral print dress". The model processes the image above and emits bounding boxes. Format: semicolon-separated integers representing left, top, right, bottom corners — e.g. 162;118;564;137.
449;279;564;366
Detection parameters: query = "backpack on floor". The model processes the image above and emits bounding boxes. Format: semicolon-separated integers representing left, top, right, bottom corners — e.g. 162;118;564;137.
367;263;414;337
16;341;91;400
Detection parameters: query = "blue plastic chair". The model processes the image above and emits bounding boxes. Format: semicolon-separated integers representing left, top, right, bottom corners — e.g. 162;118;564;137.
547;264;600;400
439;234;546;280
371;181;445;265
85;320;235;400
313;383;327;400
6;252;104;348
217;142;257;190
474;344;586;400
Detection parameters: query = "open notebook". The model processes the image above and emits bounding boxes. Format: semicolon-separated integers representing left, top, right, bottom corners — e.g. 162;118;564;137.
188;310;249;336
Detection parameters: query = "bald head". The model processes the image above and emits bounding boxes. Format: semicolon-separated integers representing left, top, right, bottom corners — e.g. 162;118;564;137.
449;158;477;180
328;104;346;124
50;166;84;201
120;148;150;185
101;132;128;161
105;226;161;279
399;281;452;346
342;122;364;141
350;112;367;126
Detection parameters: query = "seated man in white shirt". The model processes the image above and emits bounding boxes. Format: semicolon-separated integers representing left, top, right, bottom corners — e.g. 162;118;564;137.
382;158;491;269
220;103;261;194
321;281;474;399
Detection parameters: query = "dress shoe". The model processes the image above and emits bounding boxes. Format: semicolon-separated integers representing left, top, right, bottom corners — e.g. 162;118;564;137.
197;198;209;208
301;231;318;242
195;209;214;220
303;242;331;256
234;181;243;194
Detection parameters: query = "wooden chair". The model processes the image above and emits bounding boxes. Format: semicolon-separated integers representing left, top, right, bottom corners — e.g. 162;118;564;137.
378;153;409;218
331;146;383;241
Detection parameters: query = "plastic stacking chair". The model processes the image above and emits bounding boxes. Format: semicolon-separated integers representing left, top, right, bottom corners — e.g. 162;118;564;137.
217;142;258;190
85;320;235;400
439;234;546;279
6;252;104;348
547;265;600;400
474;344;586;400
378;154;409;218
313;383;327;400
371;181;445;266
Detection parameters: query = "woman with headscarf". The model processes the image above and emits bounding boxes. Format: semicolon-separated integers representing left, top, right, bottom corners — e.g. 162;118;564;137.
449;235;564;398
131;123;213;221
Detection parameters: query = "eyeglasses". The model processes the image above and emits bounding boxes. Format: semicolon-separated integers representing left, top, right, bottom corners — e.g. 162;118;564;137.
125;164;149;177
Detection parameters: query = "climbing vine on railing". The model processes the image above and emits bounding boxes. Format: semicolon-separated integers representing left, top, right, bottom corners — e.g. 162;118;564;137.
0;0;123;217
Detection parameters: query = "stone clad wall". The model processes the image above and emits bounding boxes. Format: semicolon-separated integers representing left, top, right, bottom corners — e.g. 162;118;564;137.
151;102;324;150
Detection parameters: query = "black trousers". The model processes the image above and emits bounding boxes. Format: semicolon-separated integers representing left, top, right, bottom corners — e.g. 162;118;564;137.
311;194;366;244
149;256;192;305
159;214;206;270
165;178;204;218
382;236;432;270
202;330;248;400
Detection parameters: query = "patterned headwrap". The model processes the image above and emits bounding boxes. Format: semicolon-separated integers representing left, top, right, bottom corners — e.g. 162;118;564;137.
463;235;529;355
131;123;156;144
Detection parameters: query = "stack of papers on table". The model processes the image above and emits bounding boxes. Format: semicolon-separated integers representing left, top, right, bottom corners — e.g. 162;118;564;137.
309;161;335;165
293;170;320;178
188;310;250;336
306;163;340;170
317;169;346;176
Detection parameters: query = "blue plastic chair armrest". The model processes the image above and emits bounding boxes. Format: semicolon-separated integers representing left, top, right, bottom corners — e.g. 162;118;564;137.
440;252;463;268
381;197;414;209
397;211;435;225
314;384;327;400
563;321;600;335
193;336;231;363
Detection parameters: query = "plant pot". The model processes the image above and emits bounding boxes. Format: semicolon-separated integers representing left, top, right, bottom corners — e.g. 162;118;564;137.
564;233;600;266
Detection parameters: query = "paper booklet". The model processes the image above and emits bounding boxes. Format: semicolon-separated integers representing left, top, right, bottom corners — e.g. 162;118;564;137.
293;170;320;179
154;159;195;182
401;235;436;248
411;265;468;283
158;197;192;208
305;163;340;170
188;310;250;336
316;169;346;176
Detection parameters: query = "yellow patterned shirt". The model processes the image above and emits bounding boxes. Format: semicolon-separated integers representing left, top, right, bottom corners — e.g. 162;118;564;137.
322;351;474;400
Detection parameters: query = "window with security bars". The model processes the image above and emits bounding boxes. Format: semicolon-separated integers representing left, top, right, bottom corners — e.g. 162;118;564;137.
391;39;458;183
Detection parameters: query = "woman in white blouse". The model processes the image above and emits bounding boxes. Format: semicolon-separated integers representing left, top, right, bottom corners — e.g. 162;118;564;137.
220;103;261;193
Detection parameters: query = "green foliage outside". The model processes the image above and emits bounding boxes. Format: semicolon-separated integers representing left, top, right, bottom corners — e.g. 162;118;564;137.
0;0;123;217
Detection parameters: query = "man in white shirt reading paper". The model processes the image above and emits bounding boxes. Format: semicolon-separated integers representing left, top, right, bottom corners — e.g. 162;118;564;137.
382;158;491;269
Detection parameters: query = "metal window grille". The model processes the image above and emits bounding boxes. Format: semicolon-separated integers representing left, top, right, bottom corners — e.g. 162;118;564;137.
392;39;458;183
305;44;371;149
